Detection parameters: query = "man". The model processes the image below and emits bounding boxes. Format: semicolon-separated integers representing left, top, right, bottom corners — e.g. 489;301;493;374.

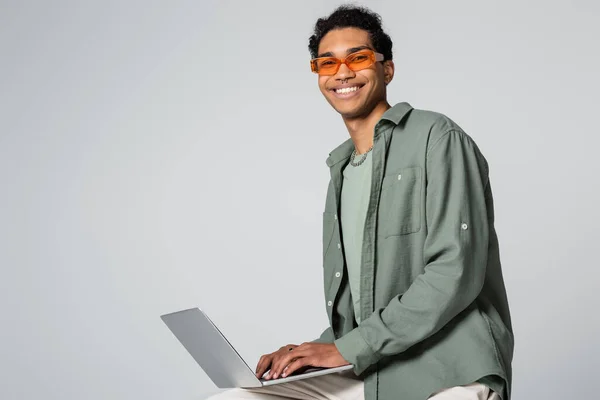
208;4;513;400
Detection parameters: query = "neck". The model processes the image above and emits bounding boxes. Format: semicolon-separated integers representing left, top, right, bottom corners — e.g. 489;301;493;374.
342;100;391;154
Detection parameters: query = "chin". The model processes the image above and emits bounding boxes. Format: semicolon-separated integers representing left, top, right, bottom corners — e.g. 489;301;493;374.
333;103;367;119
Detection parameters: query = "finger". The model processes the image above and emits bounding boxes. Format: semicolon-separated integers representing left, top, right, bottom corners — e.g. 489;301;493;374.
276;346;315;378
269;353;291;380
265;354;283;380
255;355;267;375
271;350;305;379
255;355;272;378
281;357;310;378
293;342;313;352
265;346;297;379
268;355;285;379
255;355;265;374
256;362;267;379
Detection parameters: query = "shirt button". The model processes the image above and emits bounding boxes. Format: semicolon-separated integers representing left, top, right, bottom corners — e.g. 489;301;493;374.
335;272;341;278
334;214;337;220
337;243;341;249
327;301;333;307
461;223;468;230
398;174;402;180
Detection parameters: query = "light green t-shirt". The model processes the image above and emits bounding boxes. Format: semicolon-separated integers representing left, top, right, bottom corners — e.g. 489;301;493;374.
340;150;372;324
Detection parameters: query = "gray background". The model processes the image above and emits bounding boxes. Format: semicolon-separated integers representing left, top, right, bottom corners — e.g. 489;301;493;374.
1;0;598;399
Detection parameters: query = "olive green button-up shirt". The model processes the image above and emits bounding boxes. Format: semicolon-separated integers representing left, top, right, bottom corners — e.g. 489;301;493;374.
313;102;514;400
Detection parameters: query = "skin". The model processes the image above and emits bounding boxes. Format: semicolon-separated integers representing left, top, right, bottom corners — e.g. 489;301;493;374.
318;27;395;154
255;27;395;381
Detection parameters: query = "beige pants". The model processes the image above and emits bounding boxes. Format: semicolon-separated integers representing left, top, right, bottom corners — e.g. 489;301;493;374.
205;370;500;400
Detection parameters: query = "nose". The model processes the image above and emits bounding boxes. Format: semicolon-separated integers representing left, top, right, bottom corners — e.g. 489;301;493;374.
335;62;356;81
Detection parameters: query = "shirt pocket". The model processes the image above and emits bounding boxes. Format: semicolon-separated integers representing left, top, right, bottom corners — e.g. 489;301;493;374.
379;166;422;237
322;211;337;261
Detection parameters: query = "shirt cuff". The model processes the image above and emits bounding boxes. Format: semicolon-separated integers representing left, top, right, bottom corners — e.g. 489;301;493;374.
334;327;379;375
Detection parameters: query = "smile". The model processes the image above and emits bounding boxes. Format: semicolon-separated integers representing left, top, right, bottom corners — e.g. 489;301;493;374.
336;86;360;94
330;84;364;99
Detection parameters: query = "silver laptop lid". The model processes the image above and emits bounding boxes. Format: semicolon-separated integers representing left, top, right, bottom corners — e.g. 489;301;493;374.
160;308;261;388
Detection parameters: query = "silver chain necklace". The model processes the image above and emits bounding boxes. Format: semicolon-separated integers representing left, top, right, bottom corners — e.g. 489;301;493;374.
349;145;373;167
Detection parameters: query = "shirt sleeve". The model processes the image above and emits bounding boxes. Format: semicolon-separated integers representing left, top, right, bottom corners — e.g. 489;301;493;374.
333;129;491;375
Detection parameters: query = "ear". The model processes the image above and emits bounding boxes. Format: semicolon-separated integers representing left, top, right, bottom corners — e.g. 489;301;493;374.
383;60;395;85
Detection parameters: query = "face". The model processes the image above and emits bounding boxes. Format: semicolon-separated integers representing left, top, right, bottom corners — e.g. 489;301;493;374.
316;27;393;119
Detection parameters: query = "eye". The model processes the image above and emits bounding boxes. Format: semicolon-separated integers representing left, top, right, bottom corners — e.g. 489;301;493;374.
320;60;336;66
349;54;368;62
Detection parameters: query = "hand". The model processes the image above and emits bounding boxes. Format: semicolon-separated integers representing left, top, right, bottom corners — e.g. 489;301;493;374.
257;342;350;380
255;344;300;379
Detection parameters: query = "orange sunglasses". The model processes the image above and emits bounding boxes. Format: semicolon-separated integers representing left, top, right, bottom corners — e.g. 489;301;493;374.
310;49;385;76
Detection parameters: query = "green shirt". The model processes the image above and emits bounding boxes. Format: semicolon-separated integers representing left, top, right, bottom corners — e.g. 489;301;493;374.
341;150;373;324
313;102;514;400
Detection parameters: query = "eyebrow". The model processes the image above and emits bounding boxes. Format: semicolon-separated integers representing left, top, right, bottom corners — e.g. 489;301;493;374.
317;45;373;58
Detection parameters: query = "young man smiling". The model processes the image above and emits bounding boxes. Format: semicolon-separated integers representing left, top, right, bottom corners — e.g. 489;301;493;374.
207;5;513;400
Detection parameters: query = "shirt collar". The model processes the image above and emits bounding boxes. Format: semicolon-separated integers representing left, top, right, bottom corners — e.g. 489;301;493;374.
326;102;414;167
378;101;413;126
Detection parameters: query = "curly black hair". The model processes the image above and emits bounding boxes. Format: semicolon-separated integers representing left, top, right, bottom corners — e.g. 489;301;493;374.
308;4;393;61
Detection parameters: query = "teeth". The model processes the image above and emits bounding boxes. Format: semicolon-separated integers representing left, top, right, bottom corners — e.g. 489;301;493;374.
335;86;359;94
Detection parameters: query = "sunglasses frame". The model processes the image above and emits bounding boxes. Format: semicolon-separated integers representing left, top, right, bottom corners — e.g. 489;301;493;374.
310;49;385;76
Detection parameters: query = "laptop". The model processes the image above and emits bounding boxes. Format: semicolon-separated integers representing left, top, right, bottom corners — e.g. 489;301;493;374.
160;307;354;388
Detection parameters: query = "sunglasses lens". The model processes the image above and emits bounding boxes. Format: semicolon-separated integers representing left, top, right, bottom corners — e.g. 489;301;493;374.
346;51;374;71
314;58;339;75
